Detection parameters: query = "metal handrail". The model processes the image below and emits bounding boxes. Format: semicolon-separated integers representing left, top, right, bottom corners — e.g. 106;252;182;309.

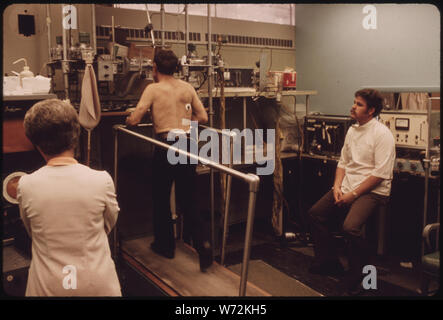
113;124;260;296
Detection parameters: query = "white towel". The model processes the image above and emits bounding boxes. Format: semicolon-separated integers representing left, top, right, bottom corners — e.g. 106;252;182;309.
79;64;101;130
400;92;429;111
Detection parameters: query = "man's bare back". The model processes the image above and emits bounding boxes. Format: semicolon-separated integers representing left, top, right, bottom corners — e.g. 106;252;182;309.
126;77;207;134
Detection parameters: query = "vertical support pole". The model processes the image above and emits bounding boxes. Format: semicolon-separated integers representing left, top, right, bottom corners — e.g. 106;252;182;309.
46;5;52;62
437;187;440;250
221;136;234;265
91;4;97;55
113;127;119;261
306;94;310;116
239;176;259;296
207;4;213;127
62;5;70;100
185;4;189;57
421;98;432;257
207;4;215;260
243;97;247;129
111;16;115;60
290;4;293;26
161;4;165;47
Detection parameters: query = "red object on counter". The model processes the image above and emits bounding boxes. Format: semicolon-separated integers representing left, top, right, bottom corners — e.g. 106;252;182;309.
283;72;296;89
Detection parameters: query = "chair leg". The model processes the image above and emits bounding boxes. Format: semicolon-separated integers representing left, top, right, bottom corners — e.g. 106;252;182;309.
419;273;430;296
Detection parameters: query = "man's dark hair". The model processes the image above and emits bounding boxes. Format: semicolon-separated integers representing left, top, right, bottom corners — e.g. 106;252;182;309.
355;88;384;117
154;49;178;75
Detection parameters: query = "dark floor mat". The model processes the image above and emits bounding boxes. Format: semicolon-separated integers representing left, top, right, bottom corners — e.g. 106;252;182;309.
222;240;421;297
228;259;323;296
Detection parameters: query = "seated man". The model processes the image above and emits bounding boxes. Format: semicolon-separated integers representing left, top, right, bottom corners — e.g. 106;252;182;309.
308;88;395;295
17;99;121;296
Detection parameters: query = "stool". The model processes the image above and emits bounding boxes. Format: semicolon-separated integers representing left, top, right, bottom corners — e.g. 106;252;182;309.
375;202;388;256
358;201;389;256
419;223;440;295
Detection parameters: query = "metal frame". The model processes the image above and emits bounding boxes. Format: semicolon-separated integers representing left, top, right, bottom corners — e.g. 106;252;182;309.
370;87;440;258
422;96;440;254
112;124;260;296
198;125;236;266
207;4;216;263
61;4;70;100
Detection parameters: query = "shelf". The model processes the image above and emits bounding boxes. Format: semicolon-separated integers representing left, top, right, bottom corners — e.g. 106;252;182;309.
197;87;317;98
363;86;440;93
3;94;57;102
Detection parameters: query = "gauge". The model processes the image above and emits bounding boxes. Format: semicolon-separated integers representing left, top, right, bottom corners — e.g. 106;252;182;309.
395;118;409;130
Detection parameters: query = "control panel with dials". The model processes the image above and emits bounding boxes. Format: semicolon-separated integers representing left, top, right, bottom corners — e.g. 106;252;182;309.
379;111;440;149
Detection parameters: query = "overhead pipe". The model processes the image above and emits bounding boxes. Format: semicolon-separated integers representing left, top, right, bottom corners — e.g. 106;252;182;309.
144;5;156;47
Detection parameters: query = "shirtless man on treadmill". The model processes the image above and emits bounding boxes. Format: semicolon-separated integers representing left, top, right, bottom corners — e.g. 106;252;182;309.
126;49;212;272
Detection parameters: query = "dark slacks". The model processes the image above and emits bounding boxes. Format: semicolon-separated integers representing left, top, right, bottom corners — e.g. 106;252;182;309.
308;189;389;275
151;137;207;252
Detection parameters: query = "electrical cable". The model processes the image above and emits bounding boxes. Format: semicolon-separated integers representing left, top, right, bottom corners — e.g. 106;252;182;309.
196;72;208;91
268;48;273;72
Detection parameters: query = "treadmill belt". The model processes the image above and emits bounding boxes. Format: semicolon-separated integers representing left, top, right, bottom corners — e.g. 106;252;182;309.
121;236;271;297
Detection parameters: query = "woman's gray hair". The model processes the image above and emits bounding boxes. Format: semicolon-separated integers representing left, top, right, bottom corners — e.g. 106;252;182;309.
24;99;80;156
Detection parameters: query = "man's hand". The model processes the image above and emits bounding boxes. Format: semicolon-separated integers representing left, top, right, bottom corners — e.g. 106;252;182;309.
125;111;139;127
333;185;343;203
335;191;356;206
125;113;134;126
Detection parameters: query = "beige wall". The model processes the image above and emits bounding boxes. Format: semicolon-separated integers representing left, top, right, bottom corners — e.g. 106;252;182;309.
3;4;45;76
3;4;95;76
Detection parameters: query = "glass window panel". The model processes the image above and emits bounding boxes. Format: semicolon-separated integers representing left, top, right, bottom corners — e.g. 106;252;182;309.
114;4;295;26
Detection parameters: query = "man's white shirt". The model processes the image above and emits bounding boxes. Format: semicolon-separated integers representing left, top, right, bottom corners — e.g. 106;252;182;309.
337;118;396;196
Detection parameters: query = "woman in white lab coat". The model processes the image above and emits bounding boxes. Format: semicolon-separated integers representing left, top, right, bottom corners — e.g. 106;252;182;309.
17;99;121;296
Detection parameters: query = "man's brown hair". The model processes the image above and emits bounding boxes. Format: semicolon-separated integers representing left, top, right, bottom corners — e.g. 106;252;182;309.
355;88;384;117
154;49;178;75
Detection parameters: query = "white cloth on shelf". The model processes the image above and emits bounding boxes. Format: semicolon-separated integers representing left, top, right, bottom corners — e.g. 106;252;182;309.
400;92;429;111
